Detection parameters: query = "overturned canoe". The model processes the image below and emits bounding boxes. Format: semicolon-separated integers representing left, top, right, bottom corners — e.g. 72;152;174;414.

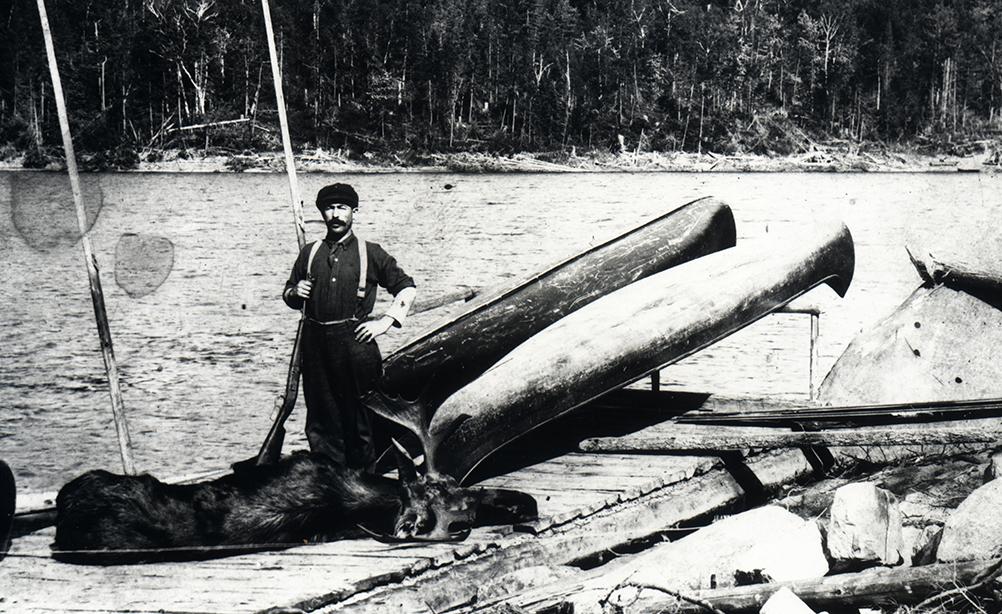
374;197;736;415
428;220;855;481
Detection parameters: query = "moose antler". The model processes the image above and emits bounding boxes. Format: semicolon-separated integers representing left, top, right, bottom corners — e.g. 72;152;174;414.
361;386;471;476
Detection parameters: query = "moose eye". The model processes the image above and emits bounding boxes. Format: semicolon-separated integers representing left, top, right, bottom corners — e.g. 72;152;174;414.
417;512;437;534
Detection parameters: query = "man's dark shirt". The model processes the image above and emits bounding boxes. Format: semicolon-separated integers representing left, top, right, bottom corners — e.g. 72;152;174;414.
283;231;415;322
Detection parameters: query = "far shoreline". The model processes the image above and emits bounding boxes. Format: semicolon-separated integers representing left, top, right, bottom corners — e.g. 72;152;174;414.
0;147;997;174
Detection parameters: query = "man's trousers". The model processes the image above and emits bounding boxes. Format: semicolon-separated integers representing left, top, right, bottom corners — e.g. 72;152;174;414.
300;320;382;471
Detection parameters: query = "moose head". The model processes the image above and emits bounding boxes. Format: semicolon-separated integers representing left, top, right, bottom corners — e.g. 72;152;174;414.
361;390;534;543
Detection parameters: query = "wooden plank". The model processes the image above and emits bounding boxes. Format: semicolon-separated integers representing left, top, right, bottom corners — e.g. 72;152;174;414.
330;450;811;614
3;422;801;614
582;420;1002;452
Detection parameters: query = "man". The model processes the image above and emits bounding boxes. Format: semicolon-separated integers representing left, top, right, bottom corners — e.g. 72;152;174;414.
284;183;416;471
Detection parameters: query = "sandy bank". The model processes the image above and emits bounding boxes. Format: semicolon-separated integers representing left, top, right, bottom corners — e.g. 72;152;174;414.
1;147;998;173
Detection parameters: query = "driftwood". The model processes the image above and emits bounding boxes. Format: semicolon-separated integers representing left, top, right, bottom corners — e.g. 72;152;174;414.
613;558;1002;613
580;421;1002;453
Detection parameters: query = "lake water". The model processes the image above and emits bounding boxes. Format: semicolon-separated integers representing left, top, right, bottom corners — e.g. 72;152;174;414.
2;169;1000;493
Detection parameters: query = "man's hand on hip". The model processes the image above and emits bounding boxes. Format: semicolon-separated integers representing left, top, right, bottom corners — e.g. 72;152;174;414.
355;316;394;343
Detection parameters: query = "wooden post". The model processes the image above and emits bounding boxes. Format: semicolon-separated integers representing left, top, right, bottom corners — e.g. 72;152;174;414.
809;310;819;399
777;305;821;399
261;0;305;249
36;0;135;475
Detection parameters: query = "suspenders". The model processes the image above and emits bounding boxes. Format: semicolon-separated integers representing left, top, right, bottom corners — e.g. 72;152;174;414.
306;233;368;305
356;238;367;300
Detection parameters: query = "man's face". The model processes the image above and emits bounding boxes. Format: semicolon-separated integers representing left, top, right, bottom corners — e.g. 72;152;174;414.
322;203;354;236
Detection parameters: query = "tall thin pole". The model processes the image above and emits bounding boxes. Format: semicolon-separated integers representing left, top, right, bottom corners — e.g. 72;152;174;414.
35;0;136;474
261;0;305;248
250;0;308;466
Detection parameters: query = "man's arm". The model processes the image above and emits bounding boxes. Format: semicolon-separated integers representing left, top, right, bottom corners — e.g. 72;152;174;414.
355;286;417;343
283;245;313;309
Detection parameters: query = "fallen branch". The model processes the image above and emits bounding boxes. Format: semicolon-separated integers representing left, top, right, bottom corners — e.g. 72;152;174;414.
605;583;726;614
914;557;1002;611
613;559;1002;613
171;118;251;132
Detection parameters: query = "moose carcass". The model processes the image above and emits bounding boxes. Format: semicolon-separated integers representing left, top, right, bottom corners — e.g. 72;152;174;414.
52;450;536;564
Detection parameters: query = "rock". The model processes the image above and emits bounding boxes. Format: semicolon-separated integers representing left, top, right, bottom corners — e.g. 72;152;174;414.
937;478;1002;562
626;506;828;592
826;482;904;568
984;450;1002;482
903;525;943;566
760;586;816;614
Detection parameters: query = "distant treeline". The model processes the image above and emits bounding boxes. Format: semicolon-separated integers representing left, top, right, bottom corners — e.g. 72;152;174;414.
1;0;1001;166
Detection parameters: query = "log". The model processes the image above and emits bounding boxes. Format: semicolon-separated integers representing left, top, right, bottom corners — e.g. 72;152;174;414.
580;421;1002;453
618;558;1002;613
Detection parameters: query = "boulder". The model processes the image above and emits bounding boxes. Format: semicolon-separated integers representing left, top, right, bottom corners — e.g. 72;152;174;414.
937;478;1002;562
626;505;828;592
826;482;903;568
760;586;816;614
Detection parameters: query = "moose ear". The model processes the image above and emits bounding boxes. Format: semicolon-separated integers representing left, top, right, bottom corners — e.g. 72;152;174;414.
476;488;538;526
391;438;420;483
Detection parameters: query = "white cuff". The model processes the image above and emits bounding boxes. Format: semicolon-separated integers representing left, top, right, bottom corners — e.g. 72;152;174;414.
384;286;417;327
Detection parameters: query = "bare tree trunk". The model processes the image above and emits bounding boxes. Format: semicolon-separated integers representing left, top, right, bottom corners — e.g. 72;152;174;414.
562;48;572;147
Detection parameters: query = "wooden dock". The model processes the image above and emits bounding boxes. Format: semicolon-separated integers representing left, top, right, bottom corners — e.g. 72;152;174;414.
1;393;816;614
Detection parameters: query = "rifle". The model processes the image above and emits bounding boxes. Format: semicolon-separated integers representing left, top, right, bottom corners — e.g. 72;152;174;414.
254;315;306;466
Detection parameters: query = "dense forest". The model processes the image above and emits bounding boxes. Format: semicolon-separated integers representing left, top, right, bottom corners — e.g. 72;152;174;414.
1;0;1001;168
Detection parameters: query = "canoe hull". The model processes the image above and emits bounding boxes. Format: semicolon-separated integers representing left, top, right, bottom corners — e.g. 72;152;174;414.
377;198;737;410
430;221;855;481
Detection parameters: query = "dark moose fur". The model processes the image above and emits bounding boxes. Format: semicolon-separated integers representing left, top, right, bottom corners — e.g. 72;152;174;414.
54;451;536;564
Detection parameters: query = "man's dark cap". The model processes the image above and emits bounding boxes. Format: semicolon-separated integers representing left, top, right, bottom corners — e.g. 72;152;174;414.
316;183;359;210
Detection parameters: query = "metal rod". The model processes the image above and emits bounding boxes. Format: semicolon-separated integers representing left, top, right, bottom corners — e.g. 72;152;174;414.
36;0;135;474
